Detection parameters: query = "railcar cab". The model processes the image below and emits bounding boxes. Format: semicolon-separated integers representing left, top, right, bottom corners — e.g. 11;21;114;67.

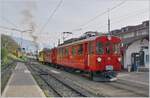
88;35;122;81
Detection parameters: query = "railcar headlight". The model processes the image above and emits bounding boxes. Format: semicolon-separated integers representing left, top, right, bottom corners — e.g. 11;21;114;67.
97;57;102;62
107;36;111;40
118;57;121;62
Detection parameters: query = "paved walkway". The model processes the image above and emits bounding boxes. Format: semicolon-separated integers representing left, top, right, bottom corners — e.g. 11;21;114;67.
118;72;149;86
2;62;45;97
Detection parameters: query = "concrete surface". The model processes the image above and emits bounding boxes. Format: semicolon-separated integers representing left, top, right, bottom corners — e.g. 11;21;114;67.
2;62;45;97
117;72;149;86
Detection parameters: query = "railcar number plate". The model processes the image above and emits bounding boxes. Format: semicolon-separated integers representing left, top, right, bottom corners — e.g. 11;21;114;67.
106;65;113;70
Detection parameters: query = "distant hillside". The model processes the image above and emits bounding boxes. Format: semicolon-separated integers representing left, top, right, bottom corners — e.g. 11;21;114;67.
1;34;20;53
12;37;52;52
12;37;37;53
1;34;21;65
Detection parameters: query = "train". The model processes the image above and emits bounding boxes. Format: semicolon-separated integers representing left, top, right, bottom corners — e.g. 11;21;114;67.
38;33;122;81
13;49;23;58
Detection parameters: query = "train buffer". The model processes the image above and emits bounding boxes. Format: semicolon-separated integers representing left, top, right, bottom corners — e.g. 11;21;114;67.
2;62;45;97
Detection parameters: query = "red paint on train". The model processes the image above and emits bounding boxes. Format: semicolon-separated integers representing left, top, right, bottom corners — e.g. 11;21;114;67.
42;35;122;73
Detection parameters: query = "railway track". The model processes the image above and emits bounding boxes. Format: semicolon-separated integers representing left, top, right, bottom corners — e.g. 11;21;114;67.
27;60;149;97
27;61;97;97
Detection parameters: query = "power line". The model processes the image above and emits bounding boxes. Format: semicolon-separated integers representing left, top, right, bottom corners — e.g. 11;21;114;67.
71;8;148;33
97;9;148;31
0;1;18;28
0;26;32;32
72;0;126;31
39;0;63;33
1;17;18;28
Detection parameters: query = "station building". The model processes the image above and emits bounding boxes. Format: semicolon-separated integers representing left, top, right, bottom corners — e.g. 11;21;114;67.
111;20;149;71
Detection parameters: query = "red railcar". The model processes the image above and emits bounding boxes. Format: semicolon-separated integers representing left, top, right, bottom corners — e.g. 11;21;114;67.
43;49;51;64
50;48;57;64
41;48;57;64
41;35;122;81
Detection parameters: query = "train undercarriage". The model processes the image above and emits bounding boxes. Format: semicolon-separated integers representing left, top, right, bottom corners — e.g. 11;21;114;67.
42;62;118;82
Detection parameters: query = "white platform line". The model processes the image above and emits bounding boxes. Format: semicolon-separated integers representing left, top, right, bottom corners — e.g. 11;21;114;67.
2;73;14;96
51;70;60;74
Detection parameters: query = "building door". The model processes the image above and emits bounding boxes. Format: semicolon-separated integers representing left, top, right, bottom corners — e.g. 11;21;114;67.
131;53;140;71
139;50;145;66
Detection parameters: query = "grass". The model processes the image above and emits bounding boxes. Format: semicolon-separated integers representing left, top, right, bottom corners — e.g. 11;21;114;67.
1;53;28;68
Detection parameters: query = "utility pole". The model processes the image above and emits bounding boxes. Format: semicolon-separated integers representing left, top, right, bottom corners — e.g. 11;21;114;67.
58;39;60;45
53;43;55;47
108;8;110;34
31;35;38;57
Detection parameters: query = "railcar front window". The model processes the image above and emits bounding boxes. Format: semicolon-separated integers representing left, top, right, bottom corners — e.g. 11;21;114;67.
96;42;104;54
113;43;121;54
106;42;111;54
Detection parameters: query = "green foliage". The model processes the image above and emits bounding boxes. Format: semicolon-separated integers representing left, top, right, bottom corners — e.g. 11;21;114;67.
1;48;8;61
1;48;9;65
1;34;20;53
1;34;21;65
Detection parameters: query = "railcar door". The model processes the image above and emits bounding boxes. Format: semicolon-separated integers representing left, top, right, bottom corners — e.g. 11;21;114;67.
84;43;88;69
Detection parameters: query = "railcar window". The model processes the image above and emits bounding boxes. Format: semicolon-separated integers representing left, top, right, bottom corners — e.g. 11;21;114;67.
65;48;69;56
113;43;121;54
78;44;83;55
89;42;94;54
96;42;104;54
64;48;66;56
72;46;76;56
106;42;111;54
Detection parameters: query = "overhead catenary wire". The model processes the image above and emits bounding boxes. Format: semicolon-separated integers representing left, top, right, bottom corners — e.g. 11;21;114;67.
71;8;148;34
38;0;63;34
0;26;31;32
72;0;126;32
1;17;18;28
97;8;148;30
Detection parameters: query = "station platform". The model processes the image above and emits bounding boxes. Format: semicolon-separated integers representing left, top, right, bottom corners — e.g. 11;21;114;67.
117;71;149;86
2;62;45;97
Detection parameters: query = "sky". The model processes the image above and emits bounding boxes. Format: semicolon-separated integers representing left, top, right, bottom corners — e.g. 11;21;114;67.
0;0;149;50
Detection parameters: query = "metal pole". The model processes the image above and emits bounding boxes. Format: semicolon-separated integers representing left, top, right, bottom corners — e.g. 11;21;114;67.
108;8;110;34
21;32;23;51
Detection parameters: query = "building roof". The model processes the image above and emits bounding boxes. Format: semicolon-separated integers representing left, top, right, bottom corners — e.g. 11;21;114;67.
111;20;149;35
122;35;149;45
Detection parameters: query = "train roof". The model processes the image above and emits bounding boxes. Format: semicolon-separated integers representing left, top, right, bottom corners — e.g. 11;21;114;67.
58;35;121;48
58;36;98;48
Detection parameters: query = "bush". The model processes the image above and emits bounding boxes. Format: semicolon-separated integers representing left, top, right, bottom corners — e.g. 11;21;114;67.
1;48;8;65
